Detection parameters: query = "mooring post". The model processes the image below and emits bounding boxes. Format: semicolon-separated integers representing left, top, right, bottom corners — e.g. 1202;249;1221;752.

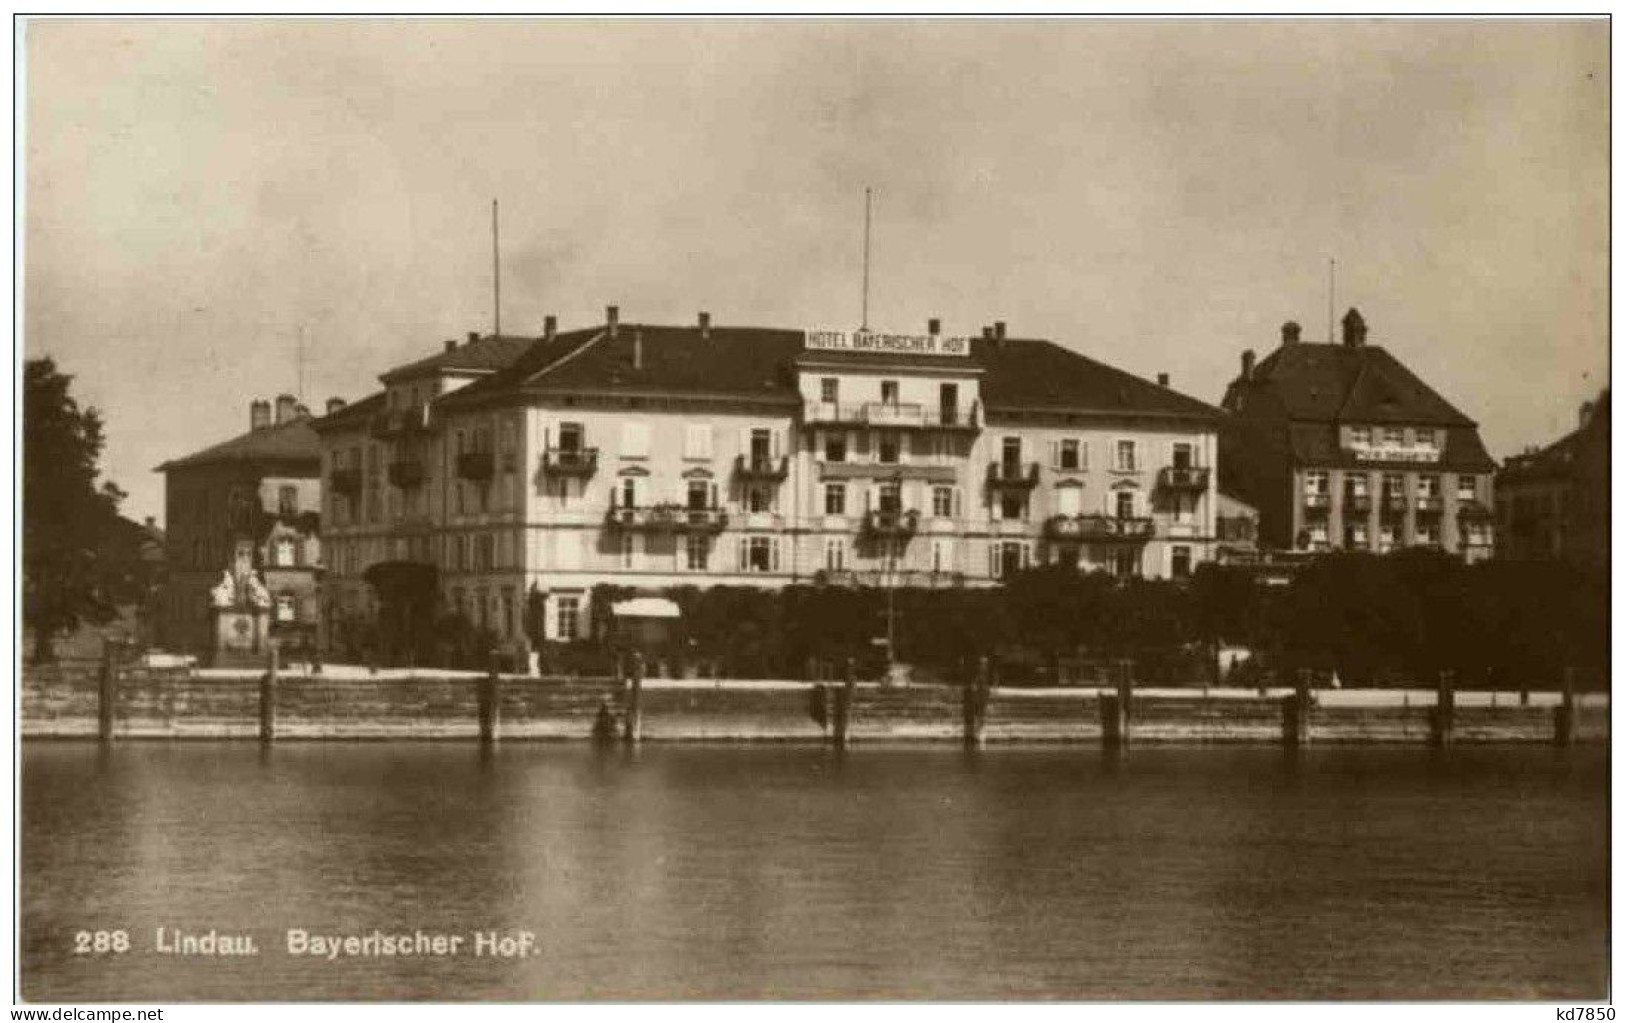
97;639;119;742
963;656;990;747
623;651;644;744
1116;661;1133;746
478;650;500;745
1554;666;1576;747
259;643;279;743
832;657;856;749
1430;669;1455;748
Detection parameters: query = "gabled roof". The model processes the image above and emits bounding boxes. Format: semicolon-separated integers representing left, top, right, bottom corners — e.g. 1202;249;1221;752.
309;391;387;434
1248;342;1475;427
438;321;1222;421
156;416;321;473
1499;390;1610;483
379;334;534;384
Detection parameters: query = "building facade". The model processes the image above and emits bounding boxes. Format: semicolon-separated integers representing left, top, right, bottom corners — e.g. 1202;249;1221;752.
314;310;1223;651
1219;310;1497;563
1495;390;1609;566
155;395;325;659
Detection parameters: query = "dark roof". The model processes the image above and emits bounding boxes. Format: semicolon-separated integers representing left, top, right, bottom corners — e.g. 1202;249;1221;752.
309;390;387;433
1286;421;1496;472
1246;342;1476;427
1499;390;1609;484
156;417;321;473
379;334;534;383
439;322;1221;420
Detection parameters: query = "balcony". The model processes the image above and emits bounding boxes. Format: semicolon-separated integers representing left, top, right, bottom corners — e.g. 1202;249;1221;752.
1413;495;1443;514
803;400;982;431
986;461;1040;490
456;451;494;482
1456;500;1494;523
1157;466;1211;492
1043;514;1155;543
1303;493;1331;510
328;468;362;497
817;568;965;589
734;455;790;483
1381;492;1408;515
541;447;599;477
1343;493;1372;515
370;405;431;439
387;459;424;489
605;502;728;534
862;508;920;539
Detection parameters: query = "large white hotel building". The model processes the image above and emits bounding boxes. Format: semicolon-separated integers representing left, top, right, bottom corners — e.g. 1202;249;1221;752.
313;308;1222;647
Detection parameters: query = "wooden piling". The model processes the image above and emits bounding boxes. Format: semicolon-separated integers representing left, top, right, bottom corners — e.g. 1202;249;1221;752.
832;658;856;749
1100;693;1124;748
1115;661;1133;746
259;644;279;743
1554;667;1576;747
478;652;500;745
1430;669;1455;748
97;640;119;742
1282;670;1310;747
622;651;643;744
963;658;989;748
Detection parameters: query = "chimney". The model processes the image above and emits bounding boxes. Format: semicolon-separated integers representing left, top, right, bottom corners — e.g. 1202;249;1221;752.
444;339;456;353
1156;372;1170;387
294;403;310;419
325;397;346;415
607;305;619;339
543;315;557;342
981;326;994;340
698;311;711;340
1341;308;1367;347
250;399;271;431
274;394;297;426
927;317;941;336
144;515;156;529
1281;321;1302;346
994;321;1007;341
466;331;479;345
1580;400;1596;429
632;329;643;371
1241;349;1256;380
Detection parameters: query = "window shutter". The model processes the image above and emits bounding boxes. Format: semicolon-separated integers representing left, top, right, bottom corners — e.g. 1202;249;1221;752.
737;538;748;570
770;539;781;572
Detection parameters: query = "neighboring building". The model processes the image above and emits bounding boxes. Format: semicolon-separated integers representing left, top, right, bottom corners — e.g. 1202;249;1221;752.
314;309;1223;651
1219;309;1497;563
1495;390;1609;566
155;395;325;659
1214;490;1260;563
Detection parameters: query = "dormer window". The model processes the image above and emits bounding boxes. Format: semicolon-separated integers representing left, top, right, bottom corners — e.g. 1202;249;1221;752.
1416;428;1438;449
1382;426;1405;446
1350;426;1372;446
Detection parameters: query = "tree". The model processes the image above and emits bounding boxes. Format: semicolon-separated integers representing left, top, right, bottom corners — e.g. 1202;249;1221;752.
23;358;138;662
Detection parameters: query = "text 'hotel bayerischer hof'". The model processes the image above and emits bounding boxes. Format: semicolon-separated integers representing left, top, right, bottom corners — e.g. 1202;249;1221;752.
314;309;1221;647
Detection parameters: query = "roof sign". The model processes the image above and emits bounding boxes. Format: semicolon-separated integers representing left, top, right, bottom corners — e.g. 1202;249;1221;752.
805;329;970;358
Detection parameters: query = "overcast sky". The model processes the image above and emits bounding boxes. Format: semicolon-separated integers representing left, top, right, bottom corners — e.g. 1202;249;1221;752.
24;18;1609;524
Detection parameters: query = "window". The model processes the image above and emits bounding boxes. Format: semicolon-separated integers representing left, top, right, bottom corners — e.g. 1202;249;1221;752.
1058;439;1081;470
1344;522;1369;548
1055;485;1082;516
452;535;466;571
825;538;846;572
1457;475;1477;501
1415;521;1440;545
278;485;298;516
1114;439;1137;472
1305;471;1329;496
1346;474;1369;497
1383;473;1404;498
1350;426;1372;446
877;482;902;514
275;594;296;623
688;480;713;511
620;476;640;509
1416;428;1438;449
1171;546;1192;580
820;377;839;404
744;536;774;572
501;587;515;639
1171;442;1194;470
1383;426;1405;446
451;587;466;619
1113;548;1139;580
557;422;584;453
620;534;635;568
477;533;495;570
991;541;1029;580
749;428;772;464
272;537;296;567
939;383;959;423
999;491;1026;521
683;423;713;460
556;596;580;641
1417;474;1439;498
878;433;900;464
825;484;846;516
1114;490;1136;520
932;541;950;574
932;486;954;518
621;422;650;458
880;380;899;405
685;535;710;571
746;486;771;513
824;433;847;463
1173;493;1194;524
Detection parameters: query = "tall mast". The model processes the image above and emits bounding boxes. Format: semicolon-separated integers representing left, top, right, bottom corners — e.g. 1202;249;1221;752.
861;187;872;331
492;199;502;338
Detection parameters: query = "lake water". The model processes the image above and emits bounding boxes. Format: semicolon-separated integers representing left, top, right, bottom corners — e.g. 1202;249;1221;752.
19;742;1609;1001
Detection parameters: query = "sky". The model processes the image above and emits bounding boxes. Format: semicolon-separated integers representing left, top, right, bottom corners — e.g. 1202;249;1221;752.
22;18;1610;525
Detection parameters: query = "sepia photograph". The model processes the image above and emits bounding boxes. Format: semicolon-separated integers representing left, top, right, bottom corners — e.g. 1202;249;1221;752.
13;14;1612;1007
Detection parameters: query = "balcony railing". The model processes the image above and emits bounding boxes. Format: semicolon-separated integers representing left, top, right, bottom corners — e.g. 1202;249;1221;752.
862;508;920;539
387;460;424;489
986;461;1040;490
734;455;790;482
1413;494;1443;514
456;451;494;482
803;400;982;430
605;502;729;534
817;568;965;589
1381;493;1408;514
541;447;599;477
1043;514;1156;543
1343;493;1372;514
1303;493;1331;510
1456;500;1494;523
328;468;362;496
370;405;431;439
1157;466;1211;492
